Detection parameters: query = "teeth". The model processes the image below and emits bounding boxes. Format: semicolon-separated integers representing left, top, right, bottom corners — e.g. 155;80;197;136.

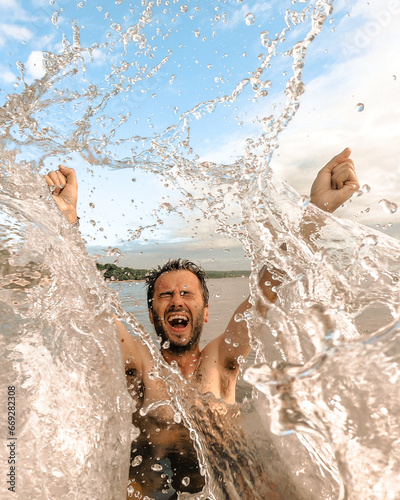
168;314;189;326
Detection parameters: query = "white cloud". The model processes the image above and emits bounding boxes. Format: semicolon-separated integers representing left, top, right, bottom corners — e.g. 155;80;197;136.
0;0;18;8
25;50;45;79
0;64;15;84
0;23;32;46
84;47;107;67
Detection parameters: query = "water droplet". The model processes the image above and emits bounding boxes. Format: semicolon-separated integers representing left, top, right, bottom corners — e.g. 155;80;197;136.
162;340;170;349
180;5;188;13
234;313;244;322
355;103;364;112
260;30;269;46
245;13;255;25
194;30;201;37
110;23;122;32
151;463;163;471
131;425;140;441
224;337;232;344
173;412;182;423
89;202;95;208
107;247;122;256
362;235;378;246
51;11;59;25
181;476;190;486
298;195;310;207
131;455;143;467
362;184;371;193
379;199;398;214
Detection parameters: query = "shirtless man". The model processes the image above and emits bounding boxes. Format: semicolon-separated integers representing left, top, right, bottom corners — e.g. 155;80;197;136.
45;147;359;498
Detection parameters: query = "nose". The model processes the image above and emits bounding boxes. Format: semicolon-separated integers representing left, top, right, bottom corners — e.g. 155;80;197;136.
170;291;184;308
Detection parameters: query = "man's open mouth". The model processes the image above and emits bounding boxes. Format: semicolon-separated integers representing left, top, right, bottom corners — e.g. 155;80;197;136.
167;314;189;329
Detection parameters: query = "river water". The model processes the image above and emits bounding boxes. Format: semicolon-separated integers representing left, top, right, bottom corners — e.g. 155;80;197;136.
1;1;400;499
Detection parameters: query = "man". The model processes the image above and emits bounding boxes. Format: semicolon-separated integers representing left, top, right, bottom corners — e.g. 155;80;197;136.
45;147;359;498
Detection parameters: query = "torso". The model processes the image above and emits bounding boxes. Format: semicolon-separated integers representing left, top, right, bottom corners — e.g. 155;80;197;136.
129;343;239;421
123;330;242;497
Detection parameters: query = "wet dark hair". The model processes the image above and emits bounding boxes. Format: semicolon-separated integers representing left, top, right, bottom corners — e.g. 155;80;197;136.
145;258;209;310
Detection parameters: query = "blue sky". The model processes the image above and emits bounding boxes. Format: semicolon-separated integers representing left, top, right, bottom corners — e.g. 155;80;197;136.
1;0;400;269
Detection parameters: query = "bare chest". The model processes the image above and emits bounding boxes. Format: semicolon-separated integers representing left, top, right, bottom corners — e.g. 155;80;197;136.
127;354;237;420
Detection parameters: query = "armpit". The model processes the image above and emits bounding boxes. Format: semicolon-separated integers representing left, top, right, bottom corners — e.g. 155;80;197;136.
224;356;239;372
219;358;239;401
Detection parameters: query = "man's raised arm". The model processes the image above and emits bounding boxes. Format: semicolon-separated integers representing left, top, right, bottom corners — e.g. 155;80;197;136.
44;165;147;376
215;147;360;364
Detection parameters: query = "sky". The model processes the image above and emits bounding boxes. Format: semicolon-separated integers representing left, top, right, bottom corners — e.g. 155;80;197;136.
1;0;400;270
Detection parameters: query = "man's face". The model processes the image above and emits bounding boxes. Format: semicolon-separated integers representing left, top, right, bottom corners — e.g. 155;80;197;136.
149;270;209;354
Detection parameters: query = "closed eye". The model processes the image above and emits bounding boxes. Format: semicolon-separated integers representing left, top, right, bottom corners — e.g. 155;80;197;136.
158;290;194;299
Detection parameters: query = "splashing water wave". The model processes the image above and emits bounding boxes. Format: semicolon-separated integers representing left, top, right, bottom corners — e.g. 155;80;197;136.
1;1;400;499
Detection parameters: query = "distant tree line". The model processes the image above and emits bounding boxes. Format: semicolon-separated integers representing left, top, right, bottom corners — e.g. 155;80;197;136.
205;270;250;279
96;263;148;281
96;263;250;281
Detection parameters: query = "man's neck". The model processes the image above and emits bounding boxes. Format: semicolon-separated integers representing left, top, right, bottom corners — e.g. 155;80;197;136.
162;347;202;379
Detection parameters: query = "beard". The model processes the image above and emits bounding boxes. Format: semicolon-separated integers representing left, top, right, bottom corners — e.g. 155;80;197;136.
152;311;205;354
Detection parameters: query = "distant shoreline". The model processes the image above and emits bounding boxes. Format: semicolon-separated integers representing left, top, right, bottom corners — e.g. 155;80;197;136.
108;275;250;284
97;263;250;282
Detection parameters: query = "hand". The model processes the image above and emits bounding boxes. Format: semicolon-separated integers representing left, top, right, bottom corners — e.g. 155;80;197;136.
310;148;359;213
44;165;78;224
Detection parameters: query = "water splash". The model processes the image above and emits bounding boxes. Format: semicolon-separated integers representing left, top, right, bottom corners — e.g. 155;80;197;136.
1;1;399;499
